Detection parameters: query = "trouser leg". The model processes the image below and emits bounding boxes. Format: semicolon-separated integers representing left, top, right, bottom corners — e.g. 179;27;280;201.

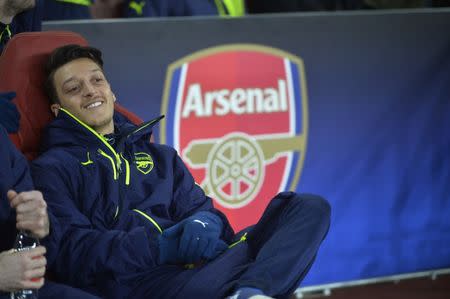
131;192;330;299
173;242;252;299
7;281;101;299
235;192;331;297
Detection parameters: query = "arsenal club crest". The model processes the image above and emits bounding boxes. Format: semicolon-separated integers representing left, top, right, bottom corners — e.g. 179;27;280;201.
134;152;154;175
160;44;308;231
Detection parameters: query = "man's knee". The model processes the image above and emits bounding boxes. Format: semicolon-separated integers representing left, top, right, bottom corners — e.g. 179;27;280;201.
278;192;331;227
299;193;331;215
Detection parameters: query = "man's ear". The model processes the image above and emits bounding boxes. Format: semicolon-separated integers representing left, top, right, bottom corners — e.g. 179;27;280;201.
50;104;61;117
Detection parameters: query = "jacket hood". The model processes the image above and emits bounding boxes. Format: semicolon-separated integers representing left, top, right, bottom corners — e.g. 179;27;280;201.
40;108;164;153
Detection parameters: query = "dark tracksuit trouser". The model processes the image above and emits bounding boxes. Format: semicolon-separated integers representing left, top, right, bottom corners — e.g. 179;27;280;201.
127;192;331;299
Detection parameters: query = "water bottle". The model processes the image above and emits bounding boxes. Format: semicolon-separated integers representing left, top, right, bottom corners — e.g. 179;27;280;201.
10;230;39;299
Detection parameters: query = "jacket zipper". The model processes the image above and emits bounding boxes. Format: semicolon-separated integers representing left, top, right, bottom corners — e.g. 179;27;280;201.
60;108;128;222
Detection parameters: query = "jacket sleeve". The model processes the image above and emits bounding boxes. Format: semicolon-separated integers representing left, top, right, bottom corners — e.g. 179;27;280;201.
170;153;235;242
5;129;33;193
0;128;62;265
0;127;33;251
31;160;160;288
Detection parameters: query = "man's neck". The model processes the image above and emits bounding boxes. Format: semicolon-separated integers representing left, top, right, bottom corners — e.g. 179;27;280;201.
95;123;115;136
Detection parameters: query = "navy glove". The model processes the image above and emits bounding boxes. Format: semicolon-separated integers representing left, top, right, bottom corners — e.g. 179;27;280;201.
159;211;227;264
179;212;225;263
0;92;20;133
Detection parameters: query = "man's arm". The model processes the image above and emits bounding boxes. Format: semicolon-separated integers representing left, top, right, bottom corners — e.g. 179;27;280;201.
0;93;20;134
0;128;46;292
3;126;31;193
158;153;235;264
2;126;61;267
31;161;160;287
170;154;234;241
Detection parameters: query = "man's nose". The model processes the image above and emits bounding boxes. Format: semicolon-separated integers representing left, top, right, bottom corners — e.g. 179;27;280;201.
83;82;96;97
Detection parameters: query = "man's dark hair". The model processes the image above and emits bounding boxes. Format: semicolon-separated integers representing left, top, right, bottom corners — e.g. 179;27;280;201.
44;44;104;104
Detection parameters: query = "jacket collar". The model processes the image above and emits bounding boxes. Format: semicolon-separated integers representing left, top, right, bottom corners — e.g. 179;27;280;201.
41;108;164;155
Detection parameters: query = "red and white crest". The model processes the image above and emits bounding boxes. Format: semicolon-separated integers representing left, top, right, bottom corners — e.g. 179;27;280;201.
160;44;308;231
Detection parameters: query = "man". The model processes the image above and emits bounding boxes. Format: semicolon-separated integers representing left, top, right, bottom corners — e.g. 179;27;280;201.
0;127;100;299
1;0;42;133
31;44;330;299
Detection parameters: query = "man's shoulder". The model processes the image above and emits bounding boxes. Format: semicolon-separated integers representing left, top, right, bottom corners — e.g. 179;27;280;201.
32;146;80;170
143;142;179;159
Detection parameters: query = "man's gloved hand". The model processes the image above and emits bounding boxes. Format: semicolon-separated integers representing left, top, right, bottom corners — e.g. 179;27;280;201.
0;92;20;133
158;211;227;264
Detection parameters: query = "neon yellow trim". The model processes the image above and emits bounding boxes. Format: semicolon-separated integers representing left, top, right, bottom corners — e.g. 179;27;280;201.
81;152;94;165
0;25;12;42
132;124;150;135
99;149;117;180
184;263;196;269
130;119;156;136
56;0;91;6
129;1;146;16
133;209;163;234
59;108;121;170
214;0;227;16
228;232;247;248
120;153;130;185
223;0;245;16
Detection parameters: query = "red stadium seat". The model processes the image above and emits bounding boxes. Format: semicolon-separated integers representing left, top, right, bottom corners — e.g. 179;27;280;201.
0;31;142;160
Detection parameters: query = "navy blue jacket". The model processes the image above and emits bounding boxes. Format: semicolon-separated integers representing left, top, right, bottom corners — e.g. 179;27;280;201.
0;126;60;266
31;109;234;294
0;0;42;54
0;127;32;253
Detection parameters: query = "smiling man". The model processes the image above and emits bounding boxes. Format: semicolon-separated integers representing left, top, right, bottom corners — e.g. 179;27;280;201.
31;44;331;299
46;54;115;134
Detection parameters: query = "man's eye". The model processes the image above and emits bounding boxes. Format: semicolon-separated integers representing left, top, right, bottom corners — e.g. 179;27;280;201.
95;78;104;82
67;86;79;93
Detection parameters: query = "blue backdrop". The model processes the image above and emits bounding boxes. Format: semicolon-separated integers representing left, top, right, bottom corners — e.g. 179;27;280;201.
44;8;450;285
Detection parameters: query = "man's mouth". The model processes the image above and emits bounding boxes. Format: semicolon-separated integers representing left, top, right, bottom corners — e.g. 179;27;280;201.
84;101;103;109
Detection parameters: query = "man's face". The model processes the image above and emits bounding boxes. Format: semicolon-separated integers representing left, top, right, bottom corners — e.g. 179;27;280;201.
4;0;35;13
52;58;115;135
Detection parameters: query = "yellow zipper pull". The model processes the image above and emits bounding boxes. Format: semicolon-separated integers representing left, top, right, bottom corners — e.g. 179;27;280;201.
228;232;248;248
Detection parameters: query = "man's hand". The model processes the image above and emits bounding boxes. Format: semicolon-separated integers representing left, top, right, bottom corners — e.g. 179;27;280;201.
159;211;227;264
7;190;50;239
0;247;46;292
0;92;20;133
178;212;226;263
